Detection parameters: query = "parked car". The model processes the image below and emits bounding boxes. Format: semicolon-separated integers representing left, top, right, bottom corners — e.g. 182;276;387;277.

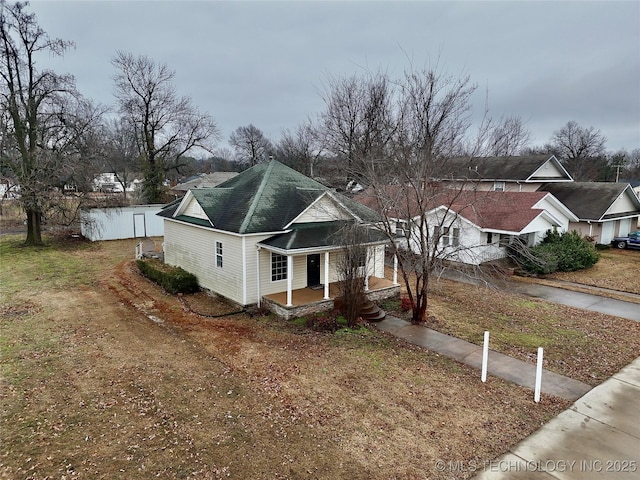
611;231;640;249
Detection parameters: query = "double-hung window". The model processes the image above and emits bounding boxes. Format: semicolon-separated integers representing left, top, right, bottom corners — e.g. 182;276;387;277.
271;253;287;281
215;241;223;268
435;226;460;247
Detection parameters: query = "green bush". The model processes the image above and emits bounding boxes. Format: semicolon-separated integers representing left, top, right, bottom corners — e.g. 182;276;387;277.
136;259;199;294
514;230;599;275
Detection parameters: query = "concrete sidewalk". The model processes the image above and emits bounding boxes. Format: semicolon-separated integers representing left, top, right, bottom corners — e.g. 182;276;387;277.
472;357;640;479
376;315;592;400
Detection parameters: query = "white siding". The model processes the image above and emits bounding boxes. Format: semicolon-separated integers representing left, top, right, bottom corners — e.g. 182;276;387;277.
530;160;567;180
81;205;164;241
294;195;352;223
164;220;245;304
183;197;209;220
608;191;637;215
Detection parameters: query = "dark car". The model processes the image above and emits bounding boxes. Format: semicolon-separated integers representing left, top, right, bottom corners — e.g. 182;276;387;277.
611;230;640;249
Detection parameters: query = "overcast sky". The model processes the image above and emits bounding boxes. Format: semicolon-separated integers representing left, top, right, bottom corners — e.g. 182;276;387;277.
29;0;640;154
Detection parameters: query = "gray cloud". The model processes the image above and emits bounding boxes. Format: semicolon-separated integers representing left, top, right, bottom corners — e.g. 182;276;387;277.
30;0;640;151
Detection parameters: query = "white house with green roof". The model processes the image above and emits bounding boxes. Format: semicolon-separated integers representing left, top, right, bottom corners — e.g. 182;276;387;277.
158;160;399;317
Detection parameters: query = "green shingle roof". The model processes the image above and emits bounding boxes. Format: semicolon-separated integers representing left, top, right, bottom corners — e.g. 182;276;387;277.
259;221;389;251
160;160;381;234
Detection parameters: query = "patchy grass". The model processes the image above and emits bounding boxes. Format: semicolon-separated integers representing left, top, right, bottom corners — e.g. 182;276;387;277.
1;235;636;479
421;280;640;385
544;248;640;295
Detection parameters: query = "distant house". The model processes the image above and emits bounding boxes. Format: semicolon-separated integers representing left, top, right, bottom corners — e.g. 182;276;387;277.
539;182;640;244
93;173;141;193
158;160;399;318
442;154;573;192
171;172;239;197
356;189;577;265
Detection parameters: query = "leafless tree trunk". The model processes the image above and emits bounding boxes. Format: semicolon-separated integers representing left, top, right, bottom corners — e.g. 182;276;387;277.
1;2;104;243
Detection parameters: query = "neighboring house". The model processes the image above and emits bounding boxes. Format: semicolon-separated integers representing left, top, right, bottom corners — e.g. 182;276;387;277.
539;182;640;244
158;160;399;318
171;172;239;197
356;189;577;265
442;154;573;192
93;173;140;193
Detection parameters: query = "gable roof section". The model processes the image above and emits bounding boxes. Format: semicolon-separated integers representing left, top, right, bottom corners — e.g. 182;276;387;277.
539;182;640;221
160;160;381;234
445;191;551;232
355;188;564;233
442;155;573;182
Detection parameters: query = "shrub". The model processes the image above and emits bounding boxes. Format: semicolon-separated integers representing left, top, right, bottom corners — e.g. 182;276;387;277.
136;259;199;294
400;297;413;312
514;230;599;274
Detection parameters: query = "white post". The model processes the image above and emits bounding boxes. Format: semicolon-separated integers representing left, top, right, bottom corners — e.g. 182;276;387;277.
323;252;330;300
535;347;544;403
286;255;293;307
481;331;489;382
364;274;369;291
393;254;398;285
256;248;261;308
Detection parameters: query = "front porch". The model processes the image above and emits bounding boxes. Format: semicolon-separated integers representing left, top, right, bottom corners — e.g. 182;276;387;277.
261;276;400;320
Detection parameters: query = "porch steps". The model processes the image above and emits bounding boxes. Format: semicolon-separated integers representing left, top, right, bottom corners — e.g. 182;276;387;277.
359;298;386;322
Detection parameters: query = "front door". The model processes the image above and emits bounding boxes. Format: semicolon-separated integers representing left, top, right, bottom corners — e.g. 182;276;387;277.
307;254;321;287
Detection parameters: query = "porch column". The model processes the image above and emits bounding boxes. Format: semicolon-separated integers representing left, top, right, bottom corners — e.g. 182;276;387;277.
393;254;399;285
364;274;369;291
286;254;293;307
323;252;330;300
256;248;261;307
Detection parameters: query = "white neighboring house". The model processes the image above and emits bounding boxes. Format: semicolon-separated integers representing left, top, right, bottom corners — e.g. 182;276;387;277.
419;191;578;265
158;160;399;317
93;173;141;193
357;190;578;266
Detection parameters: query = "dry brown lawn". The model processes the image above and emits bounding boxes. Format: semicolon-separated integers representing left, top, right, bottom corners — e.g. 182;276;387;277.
1;235;638;479
544;248;640;295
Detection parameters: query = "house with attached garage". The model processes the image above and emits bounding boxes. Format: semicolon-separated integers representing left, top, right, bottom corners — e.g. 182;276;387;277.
539;182;640;245
158;160;399;319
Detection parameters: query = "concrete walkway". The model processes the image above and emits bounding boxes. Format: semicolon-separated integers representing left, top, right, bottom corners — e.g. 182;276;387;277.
376;315;592;400
472;357;640;479
509;281;640;322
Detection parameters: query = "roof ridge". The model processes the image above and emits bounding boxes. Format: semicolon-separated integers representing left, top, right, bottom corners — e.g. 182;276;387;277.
239;161;276;234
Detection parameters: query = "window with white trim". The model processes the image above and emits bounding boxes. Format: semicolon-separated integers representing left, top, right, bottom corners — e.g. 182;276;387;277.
271;253;287;281
493;181;505;192
215;241;223;268
435;226;460;247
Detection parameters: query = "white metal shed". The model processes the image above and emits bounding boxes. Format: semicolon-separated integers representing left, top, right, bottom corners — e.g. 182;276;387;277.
80;205;164;241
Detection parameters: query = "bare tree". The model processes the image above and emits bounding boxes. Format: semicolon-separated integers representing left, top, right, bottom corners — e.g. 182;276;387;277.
112;51;220;203
333;222;370;327
318;70;395;183
275;121;326;177
228;124;273;166
99;117;141;201
324;64;510;323
1;1;104;244
546;120;607;180
485;115;531;156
